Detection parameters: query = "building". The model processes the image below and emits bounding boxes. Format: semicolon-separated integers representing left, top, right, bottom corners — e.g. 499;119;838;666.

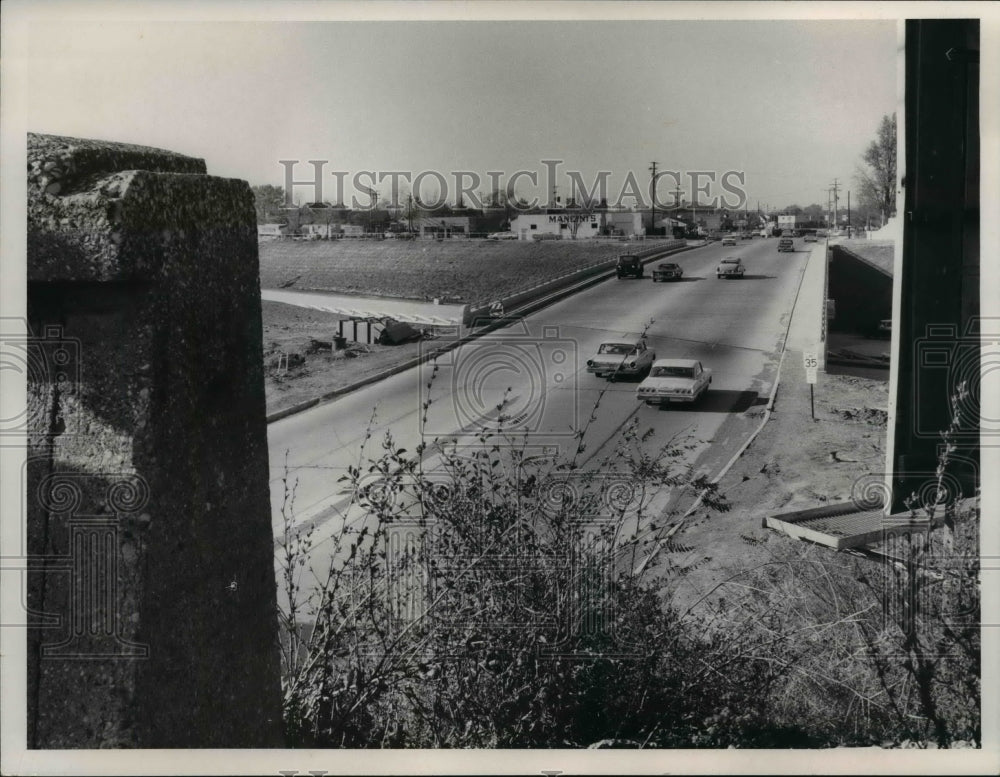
417;216;471;238
509;210;645;240
302;223;336;239
510;212;600;240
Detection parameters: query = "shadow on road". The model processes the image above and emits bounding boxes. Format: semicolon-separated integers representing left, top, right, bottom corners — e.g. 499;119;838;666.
734;274;777;280
651;389;761;413
595;370;648;384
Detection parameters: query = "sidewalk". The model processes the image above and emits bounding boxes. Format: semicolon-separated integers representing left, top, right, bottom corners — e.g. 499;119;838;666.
784;242;829;365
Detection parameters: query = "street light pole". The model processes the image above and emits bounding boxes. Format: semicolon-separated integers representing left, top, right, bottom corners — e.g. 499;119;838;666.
649;161;658;236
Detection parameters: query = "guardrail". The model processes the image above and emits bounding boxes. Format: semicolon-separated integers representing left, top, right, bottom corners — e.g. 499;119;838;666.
464;239;689;326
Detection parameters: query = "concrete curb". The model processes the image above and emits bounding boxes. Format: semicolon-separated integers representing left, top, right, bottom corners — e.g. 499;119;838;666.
266;241;703;424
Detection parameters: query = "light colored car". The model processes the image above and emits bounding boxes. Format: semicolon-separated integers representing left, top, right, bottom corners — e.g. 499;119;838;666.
487;232;517;240
804;233;817;242
721;235;737;246
651;261;683;282
636;359;712;405
716;257;745;279
586;340;655;379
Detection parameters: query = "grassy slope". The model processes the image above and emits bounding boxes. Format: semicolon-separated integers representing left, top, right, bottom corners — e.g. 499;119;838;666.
258;238;628;304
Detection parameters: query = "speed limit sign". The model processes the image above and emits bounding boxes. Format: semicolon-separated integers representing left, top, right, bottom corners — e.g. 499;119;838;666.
803;352;819;384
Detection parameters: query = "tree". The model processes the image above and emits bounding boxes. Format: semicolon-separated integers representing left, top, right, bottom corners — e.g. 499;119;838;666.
251;184;287;224
856;113;898;222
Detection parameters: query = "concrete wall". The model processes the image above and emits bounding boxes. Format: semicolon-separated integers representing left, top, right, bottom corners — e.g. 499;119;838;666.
828;245;893;334
26;133;283;748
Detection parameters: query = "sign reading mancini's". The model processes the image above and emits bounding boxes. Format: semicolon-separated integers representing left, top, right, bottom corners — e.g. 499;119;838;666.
548;214;598;224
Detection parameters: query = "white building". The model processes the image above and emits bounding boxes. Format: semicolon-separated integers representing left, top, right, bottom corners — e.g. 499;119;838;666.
509;211;644;240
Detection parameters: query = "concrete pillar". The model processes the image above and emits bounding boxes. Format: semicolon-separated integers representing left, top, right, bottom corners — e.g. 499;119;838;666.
26;133;284;747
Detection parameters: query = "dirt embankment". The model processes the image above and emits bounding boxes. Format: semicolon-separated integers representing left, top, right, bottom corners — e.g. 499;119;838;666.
664;358;891;612
261;300;427;416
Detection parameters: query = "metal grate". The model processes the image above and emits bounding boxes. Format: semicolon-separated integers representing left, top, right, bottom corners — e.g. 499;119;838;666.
763;502;928;550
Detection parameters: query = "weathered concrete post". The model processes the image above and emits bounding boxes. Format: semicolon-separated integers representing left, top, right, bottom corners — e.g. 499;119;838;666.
26;133;284;747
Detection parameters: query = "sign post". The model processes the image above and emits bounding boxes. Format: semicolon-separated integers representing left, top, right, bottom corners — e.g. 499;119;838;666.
803;352;819;420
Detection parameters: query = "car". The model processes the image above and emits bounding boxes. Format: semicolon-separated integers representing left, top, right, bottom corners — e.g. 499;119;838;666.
778;238;794;252
867;318;892;339
651;261;683;282
636;359;712;405
586;340;655;379
721;234;737;246
487;231;517;240
803;233;817;243
716;257;745;278
615;254;644;279
741;232;752;240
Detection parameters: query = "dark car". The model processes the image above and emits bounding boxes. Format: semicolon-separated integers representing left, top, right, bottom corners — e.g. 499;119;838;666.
652;262;683;282
616;254;644;279
778;238;794;252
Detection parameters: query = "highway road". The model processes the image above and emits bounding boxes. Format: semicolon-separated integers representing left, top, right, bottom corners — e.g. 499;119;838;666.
267;236;811;584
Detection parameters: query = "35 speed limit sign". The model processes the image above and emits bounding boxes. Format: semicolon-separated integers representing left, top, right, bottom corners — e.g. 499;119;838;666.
803;352;819;384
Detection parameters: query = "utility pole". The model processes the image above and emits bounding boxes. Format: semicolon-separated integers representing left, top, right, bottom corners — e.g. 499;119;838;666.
649;161;658;235
847;190;851;234
829;178;840;229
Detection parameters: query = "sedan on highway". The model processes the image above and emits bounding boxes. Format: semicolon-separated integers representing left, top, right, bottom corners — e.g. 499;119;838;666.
651;262;683;282
716;257;745;279
721;235;737;246
636;359;712;405
586;340;655;379
804;232;817;243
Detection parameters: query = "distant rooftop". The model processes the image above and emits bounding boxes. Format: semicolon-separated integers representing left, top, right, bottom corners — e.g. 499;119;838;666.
835;240;895;277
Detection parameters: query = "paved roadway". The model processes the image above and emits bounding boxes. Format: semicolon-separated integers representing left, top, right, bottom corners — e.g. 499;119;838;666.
268;236;811;578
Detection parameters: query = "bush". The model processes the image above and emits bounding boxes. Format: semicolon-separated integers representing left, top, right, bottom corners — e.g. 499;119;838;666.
275;379;818;747
274;369;980;748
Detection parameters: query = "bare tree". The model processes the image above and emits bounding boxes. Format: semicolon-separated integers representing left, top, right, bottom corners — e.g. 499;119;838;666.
855;113;898;223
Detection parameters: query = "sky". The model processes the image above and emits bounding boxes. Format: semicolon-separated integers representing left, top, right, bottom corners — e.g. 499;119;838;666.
23;13;897;211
